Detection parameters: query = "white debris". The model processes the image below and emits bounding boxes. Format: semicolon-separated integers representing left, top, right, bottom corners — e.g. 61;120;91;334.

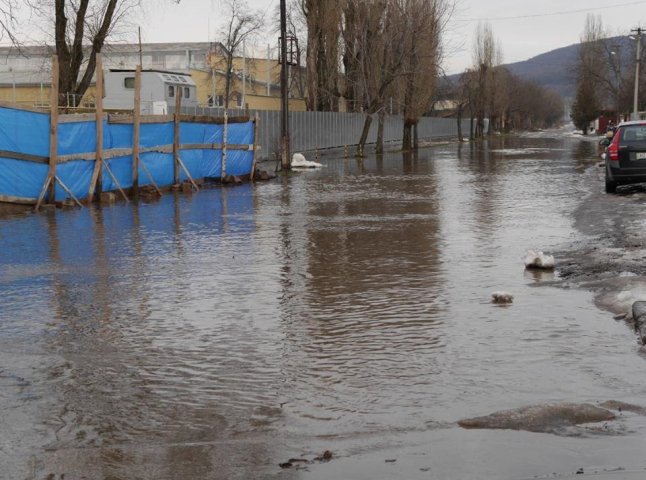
292;152;323;168
524;250;555;270
492;291;514;304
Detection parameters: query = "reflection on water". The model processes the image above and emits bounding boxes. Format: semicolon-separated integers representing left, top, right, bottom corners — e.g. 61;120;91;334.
2;132;646;479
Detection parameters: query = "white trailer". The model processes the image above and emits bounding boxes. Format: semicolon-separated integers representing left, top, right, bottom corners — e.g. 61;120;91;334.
103;69;198;114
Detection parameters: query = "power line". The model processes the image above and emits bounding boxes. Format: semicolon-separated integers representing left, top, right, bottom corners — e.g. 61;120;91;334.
459;1;646;22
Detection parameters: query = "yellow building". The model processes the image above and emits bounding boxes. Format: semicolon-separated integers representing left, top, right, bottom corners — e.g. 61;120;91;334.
0;43;307;112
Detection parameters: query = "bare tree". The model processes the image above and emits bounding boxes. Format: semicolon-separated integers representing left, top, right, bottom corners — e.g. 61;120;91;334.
343;0;407;154
571;14;606;132
457;68;478;139
54;0;120;107
6;1;144;106
300;0;344;111
489;61;510;132
506;73;563;131
470;22;501;137
341;0;452;153
0;0;20;46
399;0;451;151
216;0;263;109
271;1;306;99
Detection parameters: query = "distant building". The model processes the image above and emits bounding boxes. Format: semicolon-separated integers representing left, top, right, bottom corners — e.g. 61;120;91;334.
0;42;307;111
104;69;198;114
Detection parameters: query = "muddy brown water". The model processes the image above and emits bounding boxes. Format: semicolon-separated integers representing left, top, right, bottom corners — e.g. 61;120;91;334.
2;129;646;479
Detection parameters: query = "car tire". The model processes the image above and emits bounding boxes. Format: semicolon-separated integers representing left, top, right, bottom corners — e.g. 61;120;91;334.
605;168;617;193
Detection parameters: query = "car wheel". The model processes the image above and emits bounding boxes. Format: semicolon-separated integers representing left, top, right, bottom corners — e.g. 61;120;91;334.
605;168;617;193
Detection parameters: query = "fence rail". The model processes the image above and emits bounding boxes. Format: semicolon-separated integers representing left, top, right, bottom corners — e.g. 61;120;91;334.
173;105;469;160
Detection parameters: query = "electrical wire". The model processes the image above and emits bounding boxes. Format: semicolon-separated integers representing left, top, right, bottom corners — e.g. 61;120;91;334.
459;0;646;22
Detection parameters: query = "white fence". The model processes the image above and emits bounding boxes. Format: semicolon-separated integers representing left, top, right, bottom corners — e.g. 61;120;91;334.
175;106;469;160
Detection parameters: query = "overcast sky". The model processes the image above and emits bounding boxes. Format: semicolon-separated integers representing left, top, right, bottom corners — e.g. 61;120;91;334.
121;0;646;73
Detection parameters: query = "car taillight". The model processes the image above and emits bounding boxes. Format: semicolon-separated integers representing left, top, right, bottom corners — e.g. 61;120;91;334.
608;135;620;161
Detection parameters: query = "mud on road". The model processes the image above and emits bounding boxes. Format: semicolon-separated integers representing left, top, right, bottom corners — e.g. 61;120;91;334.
556;143;646;331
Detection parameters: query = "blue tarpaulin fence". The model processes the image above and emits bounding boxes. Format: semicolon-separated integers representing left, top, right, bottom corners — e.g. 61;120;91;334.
0;106;256;203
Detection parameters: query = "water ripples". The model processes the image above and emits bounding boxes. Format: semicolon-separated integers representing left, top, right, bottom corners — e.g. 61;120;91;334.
2;135;646;477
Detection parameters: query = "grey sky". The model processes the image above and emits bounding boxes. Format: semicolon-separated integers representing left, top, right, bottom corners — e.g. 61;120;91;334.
50;0;646;74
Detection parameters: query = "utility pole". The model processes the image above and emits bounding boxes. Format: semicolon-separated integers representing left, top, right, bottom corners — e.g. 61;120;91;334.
632;27;642;120
280;0;290;170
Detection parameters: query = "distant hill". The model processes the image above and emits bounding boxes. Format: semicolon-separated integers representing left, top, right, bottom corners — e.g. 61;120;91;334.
448;35;633;103
503;44;579;101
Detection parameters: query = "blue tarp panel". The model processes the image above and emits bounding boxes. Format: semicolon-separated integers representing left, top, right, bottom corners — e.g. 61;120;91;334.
226;151;253;176
56;160;94;200
140;123;174;148
106;123;133;149
0;106;255;202
102;156;133;192
228;122;254;144
0;108;49;157
0;157;47;199
140;152;175;187
58;121;98;155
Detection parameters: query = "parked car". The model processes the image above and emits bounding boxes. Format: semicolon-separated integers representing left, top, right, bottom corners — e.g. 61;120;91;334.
604;121;646;193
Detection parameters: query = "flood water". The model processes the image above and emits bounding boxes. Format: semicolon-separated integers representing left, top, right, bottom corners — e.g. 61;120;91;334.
2;130;646;479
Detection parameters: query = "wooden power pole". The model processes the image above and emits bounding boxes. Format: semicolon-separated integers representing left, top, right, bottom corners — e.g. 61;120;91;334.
280;0;290;170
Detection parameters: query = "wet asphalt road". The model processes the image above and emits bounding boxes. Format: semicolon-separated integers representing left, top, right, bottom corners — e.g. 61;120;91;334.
1;127;646;479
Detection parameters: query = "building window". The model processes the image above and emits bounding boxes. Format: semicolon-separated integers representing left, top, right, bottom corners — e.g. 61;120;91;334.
168;85;174;97
207;95;224;107
152;54;165;68
124;77;135;89
184;87;190;99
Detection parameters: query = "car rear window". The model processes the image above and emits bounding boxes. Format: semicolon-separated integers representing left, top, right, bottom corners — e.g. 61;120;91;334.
619;125;646;143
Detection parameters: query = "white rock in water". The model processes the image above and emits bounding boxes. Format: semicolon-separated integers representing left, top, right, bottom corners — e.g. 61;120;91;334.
492;291;514;304
524;250;555;270
292;152;323;168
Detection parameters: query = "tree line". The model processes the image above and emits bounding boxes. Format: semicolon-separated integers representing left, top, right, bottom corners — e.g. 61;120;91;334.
0;0;565;148
298;0;452;153
298;4;564;146
451;23;564;139
571;14;645;134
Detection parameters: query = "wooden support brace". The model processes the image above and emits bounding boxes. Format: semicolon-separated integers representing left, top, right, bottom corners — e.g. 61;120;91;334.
35;175;53;211
139;158;163;196
177;156;199;191
101;160;130;203
54;176;83;208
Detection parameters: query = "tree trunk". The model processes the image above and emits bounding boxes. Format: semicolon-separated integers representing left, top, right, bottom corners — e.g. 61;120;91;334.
224;54;233;109
402;119;414;151
304;2;319;111
457;104;463;141
376;110;385;154
55;0;118;107
358;113;372;157
413;122;418;150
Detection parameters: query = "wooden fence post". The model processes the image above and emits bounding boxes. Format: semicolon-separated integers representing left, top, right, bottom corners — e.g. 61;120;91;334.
250;113;258;180
47;55;59;204
173;85;182;185
88;54;104;202
132;65;141;195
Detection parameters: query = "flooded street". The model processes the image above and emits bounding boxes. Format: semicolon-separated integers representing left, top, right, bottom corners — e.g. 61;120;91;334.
2;129;646;479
